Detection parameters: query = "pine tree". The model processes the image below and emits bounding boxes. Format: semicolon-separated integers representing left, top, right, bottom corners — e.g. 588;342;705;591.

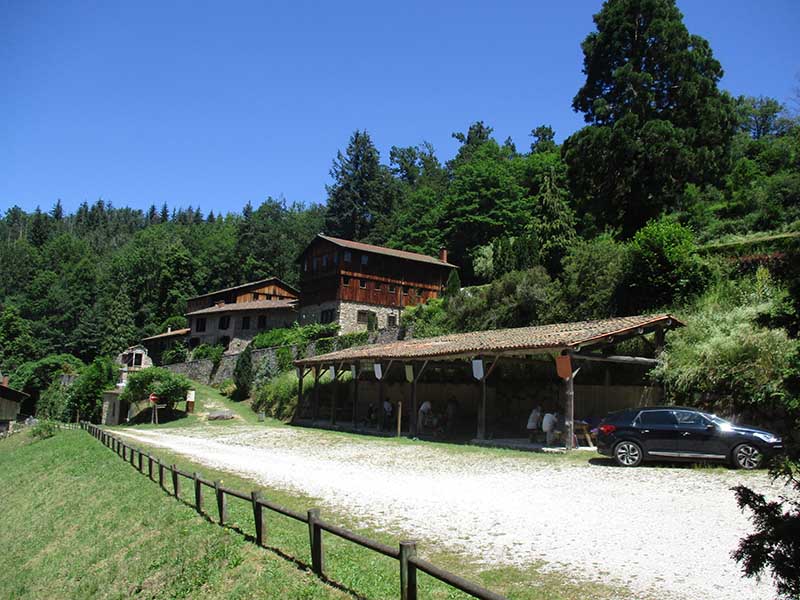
146;204;158;225
207;210;216;223
443;269;461;299
160;203;169;223
51;199;64;221
28;207;49;247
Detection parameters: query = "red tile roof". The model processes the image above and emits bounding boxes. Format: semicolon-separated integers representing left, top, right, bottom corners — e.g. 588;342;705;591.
296;314;682;365
186;299;297;316
315;235;457;268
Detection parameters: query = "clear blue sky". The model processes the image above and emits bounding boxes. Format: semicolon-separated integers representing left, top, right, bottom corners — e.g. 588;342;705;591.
2;0;798;216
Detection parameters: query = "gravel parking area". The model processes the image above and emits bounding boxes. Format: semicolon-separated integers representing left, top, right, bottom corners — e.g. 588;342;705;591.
117;425;785;600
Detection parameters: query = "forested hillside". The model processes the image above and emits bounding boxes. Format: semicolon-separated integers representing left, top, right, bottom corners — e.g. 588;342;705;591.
1;0;799;422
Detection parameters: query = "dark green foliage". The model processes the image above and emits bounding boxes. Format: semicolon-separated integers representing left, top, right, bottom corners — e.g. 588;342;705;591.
9;353;84;412
121;367;191;407
314;337;335;355
443;269;461;299
251;323;339;350
36;381;71;421
401;298;453;339
232;344;253;401
67;357;118;422
160;316;188;332
161;342;188;365
565;0;737;236
336;331;369;349
0;305;40;374
191;344;224;367
621;218;709;312
274;346;294;373
31;420;59;440
561;234;626;321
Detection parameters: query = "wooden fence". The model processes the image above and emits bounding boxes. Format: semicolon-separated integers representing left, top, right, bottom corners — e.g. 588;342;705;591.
80;422;507;600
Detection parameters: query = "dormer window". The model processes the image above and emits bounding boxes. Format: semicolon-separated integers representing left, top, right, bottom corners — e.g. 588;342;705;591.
361;254;369;266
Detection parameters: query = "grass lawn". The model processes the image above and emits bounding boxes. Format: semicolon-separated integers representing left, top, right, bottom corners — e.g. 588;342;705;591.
0;429;348;600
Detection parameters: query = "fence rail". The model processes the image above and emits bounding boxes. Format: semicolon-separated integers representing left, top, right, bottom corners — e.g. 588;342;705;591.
80;422;507;600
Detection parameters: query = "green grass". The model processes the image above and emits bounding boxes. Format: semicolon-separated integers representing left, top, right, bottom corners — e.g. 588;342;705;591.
0;430;350;600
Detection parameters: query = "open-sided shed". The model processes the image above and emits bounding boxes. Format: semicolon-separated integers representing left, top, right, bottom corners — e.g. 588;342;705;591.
294;314;683;449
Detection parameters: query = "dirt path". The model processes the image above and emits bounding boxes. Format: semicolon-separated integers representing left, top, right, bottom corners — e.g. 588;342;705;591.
116;425;784;600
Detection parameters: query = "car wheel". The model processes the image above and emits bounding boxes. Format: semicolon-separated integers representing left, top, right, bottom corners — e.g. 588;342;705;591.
732;444;763;470
614;441;643;467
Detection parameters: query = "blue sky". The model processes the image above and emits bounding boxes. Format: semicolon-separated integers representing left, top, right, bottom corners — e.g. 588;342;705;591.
2;0;798;216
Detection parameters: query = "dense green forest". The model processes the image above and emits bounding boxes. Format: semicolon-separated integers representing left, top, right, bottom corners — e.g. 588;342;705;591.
1;0;799;422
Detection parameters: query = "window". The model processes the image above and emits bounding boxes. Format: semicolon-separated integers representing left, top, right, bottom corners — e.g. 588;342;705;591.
357;310;375;324
342;276;350;286
241;316;250;330
359;279;367;289
361;254;369;266
322;254;328;268
387;315;397;328
257;315;267;329
312;257;318;271
344;250;352;262
375;281;382;291
403;286;410;296
638;410;677;426
196;317;206;332
388;284;396;293
219;316;230;330
674;410;708;426
417;288;423;296
320;309;336;324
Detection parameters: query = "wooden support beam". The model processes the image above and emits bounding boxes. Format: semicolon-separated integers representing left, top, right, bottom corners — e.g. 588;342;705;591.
572;354;658;366
296;367;304;422
331;367;338;426
352;362;360;427
312;365;320;423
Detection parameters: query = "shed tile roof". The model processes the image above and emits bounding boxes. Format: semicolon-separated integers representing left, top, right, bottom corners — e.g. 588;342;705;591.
314;235;457;268
187;277;299;301
141;328;191;341
186;299;297;316
296;314;682;365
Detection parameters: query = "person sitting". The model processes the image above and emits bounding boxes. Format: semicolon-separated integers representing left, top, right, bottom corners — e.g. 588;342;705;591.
382;398;393;431
526;405;542;442
542;411;559;446
417;399;432;434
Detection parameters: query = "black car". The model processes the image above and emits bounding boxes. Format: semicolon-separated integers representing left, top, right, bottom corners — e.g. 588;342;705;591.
596;407;783;469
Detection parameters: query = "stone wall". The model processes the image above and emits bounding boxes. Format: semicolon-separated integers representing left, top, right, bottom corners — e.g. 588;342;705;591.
300;300;403;334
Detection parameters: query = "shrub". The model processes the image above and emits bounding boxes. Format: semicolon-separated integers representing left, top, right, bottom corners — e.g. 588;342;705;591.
401;298;453;339
251;322;340;349
560;233;626;321
10;353;84;405
336;331;369;350
121;367;191;407
314;337;335;355
31;420;59;440
232;344;253;400
217;379;236;397
67;357;118;422
36;381;70;421
622;217;710;312
161;342;188;365
252;368;347;421
275;346;294;373
191;344;224;367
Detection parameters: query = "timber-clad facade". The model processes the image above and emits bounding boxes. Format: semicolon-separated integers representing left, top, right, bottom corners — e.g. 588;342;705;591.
298;234;457;333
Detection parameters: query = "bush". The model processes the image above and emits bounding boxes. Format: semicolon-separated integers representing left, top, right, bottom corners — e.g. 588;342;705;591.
232;344;253;401
217;379;236;397
337;331;369;350
67;357;118;422
161;342;188;365
191;344;224;367
36;381;70;421
314;337;335;355
275;346;294;373
121;367;191;407
10;353;84;407
622;217;710;312
401;298;453;339
251;323;340;349
560;233;626;321
31;420;59;440
252;368;346;421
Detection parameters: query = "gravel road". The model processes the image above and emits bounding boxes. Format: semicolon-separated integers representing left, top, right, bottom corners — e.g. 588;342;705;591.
116;425;785;600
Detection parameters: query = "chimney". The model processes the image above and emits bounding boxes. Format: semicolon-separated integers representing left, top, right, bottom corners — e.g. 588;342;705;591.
439;248;448;263
1;375;8;387
167;326;172;333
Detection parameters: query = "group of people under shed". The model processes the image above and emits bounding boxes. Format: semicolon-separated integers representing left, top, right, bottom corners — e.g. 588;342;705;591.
525;405;563;446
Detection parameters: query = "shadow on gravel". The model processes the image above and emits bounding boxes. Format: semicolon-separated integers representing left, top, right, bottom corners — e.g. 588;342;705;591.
588;456;734;470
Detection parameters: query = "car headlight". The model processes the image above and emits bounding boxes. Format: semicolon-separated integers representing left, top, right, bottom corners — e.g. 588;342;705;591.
753;432;780;444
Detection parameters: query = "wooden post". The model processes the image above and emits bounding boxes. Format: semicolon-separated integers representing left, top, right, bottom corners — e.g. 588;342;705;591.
410;365;418;437
194;473;203;513
138;451;143;472
396;400;402;438
148;455;154;480
307;508;324;575
129;447;135;466
171;465;180;498
312;366;320;423
252;491;265;547
352;362;360;427
330;367;338;426
564;371;575;452
158;461;164;488
399;541;418;600
215;481;227;525
477;376;487;440
297;367;304;420
654;328;665;356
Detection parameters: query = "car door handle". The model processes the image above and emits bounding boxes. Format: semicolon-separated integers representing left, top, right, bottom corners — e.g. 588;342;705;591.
681;431;690;436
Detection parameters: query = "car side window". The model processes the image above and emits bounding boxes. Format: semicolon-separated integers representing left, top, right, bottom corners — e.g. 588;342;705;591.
674;410;707;426
639;410;678;426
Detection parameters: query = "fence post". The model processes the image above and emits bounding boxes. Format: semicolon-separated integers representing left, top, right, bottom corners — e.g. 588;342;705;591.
129;447;135;466
215;481;227;525
158;461;164;489
148;455;154;480
307;508;324;576
194;473;203;513
252;491;265;547
121;443;126;461
138;451;143;472
399;541;418;600
171;465;180;498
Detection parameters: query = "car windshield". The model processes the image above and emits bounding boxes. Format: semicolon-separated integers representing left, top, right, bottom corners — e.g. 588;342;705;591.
703;413;734;431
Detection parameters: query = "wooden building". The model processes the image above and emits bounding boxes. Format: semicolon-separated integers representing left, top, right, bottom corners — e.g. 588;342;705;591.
0;375;28;432
185;278;299;352
141;327;191;364
298;234;457;334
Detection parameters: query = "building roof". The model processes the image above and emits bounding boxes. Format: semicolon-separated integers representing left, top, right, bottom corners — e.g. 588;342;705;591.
186;298;297;317
141;328;191;342
0;384;29;403
296;314;682;366
308;234;458;268
186;277;299;302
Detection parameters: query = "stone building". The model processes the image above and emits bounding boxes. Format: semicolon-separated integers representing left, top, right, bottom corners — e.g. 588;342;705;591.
297;234;457;334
